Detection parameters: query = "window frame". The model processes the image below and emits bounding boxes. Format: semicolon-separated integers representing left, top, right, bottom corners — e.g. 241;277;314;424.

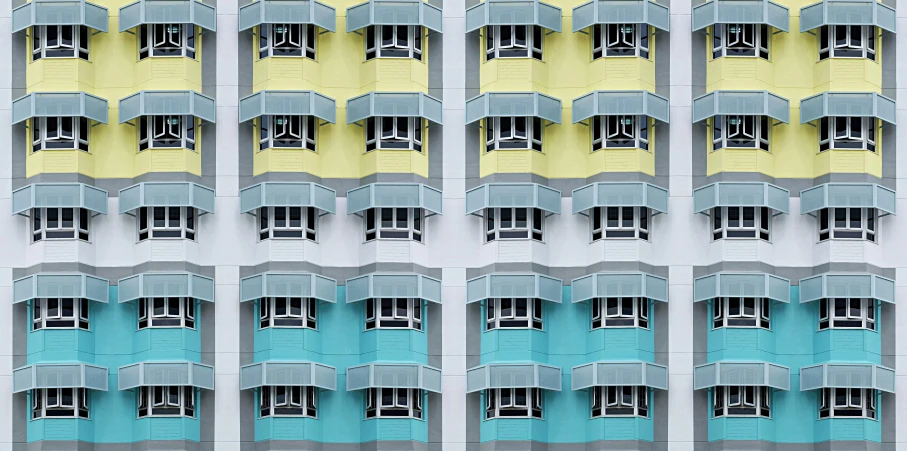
365;117;423;152
819;25;876;61
259;385;317;418
32;117;90;153
364;207;425;242
139;23;196;59
484;207;544;242
591;206;650;241
257;206;318;241
819;117;876;152
711;206;771;241
365;298;423;331
32;298;90;331
485;387;543;419
819;388;877;419
485;25;542;60
591;386;649;418
818;298;876;331
712;23;770;60
258;23;316;59
591;297;649;330
137;297;197;330
485;298;544;331
137;386;196;418
31;387;90;419
366;25;423;60
485;116;543;152
365;387;424;419
591;115;649;151
711;115;770;151
137;207;197;241
259;115;317;151
592;23;650;59
32;25;89;61
258;297;318;329
139;115;197;151
817;207;877;242
713;386;771;418
712;297;771;330
30;207;90;242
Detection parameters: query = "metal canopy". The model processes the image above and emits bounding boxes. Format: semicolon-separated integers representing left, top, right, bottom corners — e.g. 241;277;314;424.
13;363;108;393
800;92;896;125
572;0;669;32
118;272;215;304
467;363;562;392
572;182;668;216
240;182;337;215
572;361;668;390
240;272;337;303
800;363;894;393
692;0;790;32
239;90;337;124
347;183;443;216
466;273;564;304
119;0;217;32
346;363;442;393
572;90;670;124
13;92;109;125
346;273;442;304
13;0;109;33
466;92;562;124
238;0;336;32
692;90;790;124
694;361;790;390
347;0;442;33
693;182;790;215
346;92;442;125
693;272;791;303
799;273;895;304
119;182;215;215
466;183;562;216
800;183;895;217
13;273;109;304
118;90;216;124
800;0;896;34
240;361;337;390
118;361;215;390
12;183;108;217
466;0;562;33
571;272;668;303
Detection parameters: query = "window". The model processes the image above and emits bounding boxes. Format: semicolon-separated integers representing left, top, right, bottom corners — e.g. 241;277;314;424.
366;388;423;419
137;207;197;241
592;115;648;151
819;117;876;152
31;388;90;419
591;297;649;329
32;298;90;331
137;386;195;418
486;117;543;152
485;388;543;419
819;25;875;60
818;298;876;330
139;24;196;59
259;23;316;59
259;115;316;151
592;24;649;59
32;25;89;60
366;25;423;60
712;115;770;151
257;207;317;241
137;297;196;329
259;297;317;329
485;298;543;330
485;25;542;60
819;388;876;419
365;117;423;152
32;117;90;152
139;115;196;151
591;386;648;417
484;208;544;242
817;208;877;242
713;386;771;417
31;208;90;242
711;207;771;241
259;386;317;417
364;208;424;242
712;297;770;329
712;24;769;59
365;298;423;330
591;207;649;241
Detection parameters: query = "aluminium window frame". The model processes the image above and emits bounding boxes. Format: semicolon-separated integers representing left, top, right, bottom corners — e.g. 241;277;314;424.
366;25;423;60
31;207;90;242
31;387;90;419
139;23;196;59
818;297;876;331
711;206;771;241
32;25;89;61
818;207;877;242
365;387;424;419
485;25;543;60
137;297;197;330
137;206;197;241
712;297;771;329
365;117;423;152
819;387;877;419
259;115;317;151
819;25;876;61
712;23;770;60
713;385;771;418
484;387;543;419
365;297;423;331
364;207;425;242
485;297;544;331
32;297;90;331
819;117;876;152
139;115;197;151
591;385;649;418
591;297;649;329
484;207;544;242
32;117;90;153
712;115;770;151
591;206;650;241
592;115;649;151
259;296;318;329
257;206;318;241
259;23;316;59
592;23;650;59
137;385;196;418
486;116;543;152
259;385;317;418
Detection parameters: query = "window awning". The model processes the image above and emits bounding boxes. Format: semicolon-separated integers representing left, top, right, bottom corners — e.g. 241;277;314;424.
572;182;668;216
692;90;790;124
240;272;337;303
799;92;896;125
466;183;561;216
466;92;562;125
800;183;895;217
467;363;562;392
347;363;441;393
239;90;336;124
240;361;337;390
800;0;895;33
693;182;790;215
572;90;670;124
572;0;669;33
347;0;442;33
117;272;215;304
13;363;108;393
119;0;217;33
118;90;216;124
467;273;563;304
466;0;562;33
799;273;894;304
571;272;668;303
801;363;894;393
119;182;215;215
346;273;442;304
13;273;109;304
240;182;336;215
572;361;668;391
239;0;337;32
693;272;790;303
347;183;443;216
13;92;109;125
346;92;442;125
118;361;215;390
692;0;790;32
12;183;108;217
13;0;108;33
694;361;790;390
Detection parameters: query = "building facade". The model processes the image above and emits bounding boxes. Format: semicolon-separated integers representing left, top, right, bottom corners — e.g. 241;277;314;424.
1;0;906;449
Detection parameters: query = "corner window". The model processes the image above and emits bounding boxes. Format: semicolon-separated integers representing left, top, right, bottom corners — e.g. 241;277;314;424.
31;208;90;242
712;24;769;59
819;25;875;61
711;207;771;241
260;386;317;417
592;115;648;151
713;386;770;417
819;388;876;419
364;207;424;242
366;25;423;60
712;297;770;329
592;23;649;59
591;386;648;418
591;207;649;241
259;23;316;59
137;297;196;329
259;115;316;151
139;24;196;59
259;297;317;329
257;207;317;241
32;298;90;331
819;117;875;152
818;298;876;330
138;386;195;418
486;117;543;152
818;208;877;242
137;207;197;241
366;388;423;419
139;115;196;151
32;117;90;152
31;388;90;419
486;298;543;330
366;117;423;152
365;298;423;330
591;297;648;329
485;25;542;60
484;207;544;242
712;115;769;151
32;25;89;60
485;388;543;419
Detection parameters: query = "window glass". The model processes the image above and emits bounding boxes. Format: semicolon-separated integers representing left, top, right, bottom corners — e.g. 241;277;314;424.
818;298;876;330
712;24;769;59
817;208;878;242
137;207;198;241
366;388;423;418
138;386;195;417
712;207;771;241
364;208;426;242
365;298;423;330
485;387;543;419
139;24;196;59
366;25;423;60
486;116;543;152
138;297;197;329
484;207;544;242
486;25;542;60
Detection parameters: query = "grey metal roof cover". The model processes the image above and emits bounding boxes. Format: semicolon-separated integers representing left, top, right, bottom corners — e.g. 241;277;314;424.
346;363;442;393
118;90;216;124
13;363;109;393
466;183;562;216
571;272;668;303
13;0;109;33
694;361;790;390
347;183;443;216
238;0;336;32
12;183;108;216
693;182;790;215
346;273;442;304
692;90;790;124
572;90;670;124
13;92;109;125
800;183;895;216
119;0;217;32
13;273;110;304
466;273;564;304
572;182;668;215
800;0;895;33
118;361;215;390
240;361;337;390
466;92;562;124
572;0;669;32
800;363;894;393
467;363;562;392
239;182;337;215
117;272;215;304
346;92;442;125
118;182;216;215
572;361;668;390
799;92;896;125
798;273;895;304
239;90;337;124
693;272;791;303
466;0;562;33
692;0;790;32
347;0;442;33
240;272;338;303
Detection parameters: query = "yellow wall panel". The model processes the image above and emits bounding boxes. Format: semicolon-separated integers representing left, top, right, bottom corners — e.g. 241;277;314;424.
26;150;95;178
361;150;429;177
133;148;202;176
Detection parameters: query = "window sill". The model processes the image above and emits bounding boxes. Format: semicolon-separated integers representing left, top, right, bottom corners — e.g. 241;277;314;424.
365;148;424;154
30;148;91;154
484;239;544;244
591;414;649;419
817;238;877;245
482;416;543;422
817;416;878;422
364;416;425;421
259;146;316;153
31;238;91;244
713;415;771;419
591;326;649;331
485;327;545;333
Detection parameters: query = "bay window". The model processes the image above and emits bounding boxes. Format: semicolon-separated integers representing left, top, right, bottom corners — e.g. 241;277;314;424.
137;297;196;329
260;386;317;417
486;117;543;152
366;25;423;60
485;25;542;60
712;297;770;329
32;298;90;331
712;115;769;151
819;25;875;60
139;115;196;151
366;388;423;419
31;388;90;419
713;386;771;417
259;115;316;151
711;206;771;241
592;24;649;59
259;23;316;59
364;207;424;242
591;297;648;329
257;206;317;241
137;386;195;418
591;386;648;417
139;24;196;59
32;117;90;152
484;207;544;242
31;207;90;242
712;24;769;59
817;208;877;242
485;298;543;330
259;297;317;329
365;298;423;330
366;117;422;152
137;207;197;241
485;388;543;419
819;117;876;152
818;298;876;330
591;206;649;241
819;388;876;419
592;115;648;150
32;25;89;60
